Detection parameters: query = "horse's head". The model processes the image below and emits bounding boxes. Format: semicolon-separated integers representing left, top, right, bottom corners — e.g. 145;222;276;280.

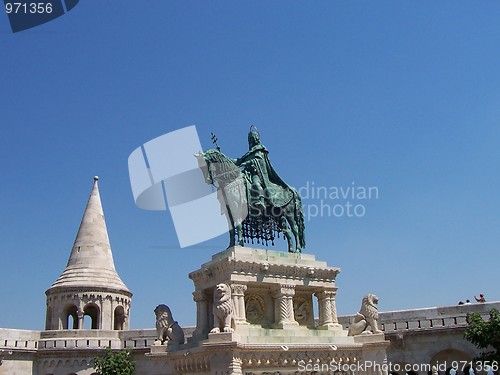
194;148;240;186
194;151;213;185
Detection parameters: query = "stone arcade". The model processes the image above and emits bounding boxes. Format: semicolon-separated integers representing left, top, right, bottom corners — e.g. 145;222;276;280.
0;177;498;375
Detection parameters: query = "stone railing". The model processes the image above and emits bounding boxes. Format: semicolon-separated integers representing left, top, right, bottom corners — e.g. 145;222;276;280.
338;301;500;335
39;330;157;350
0;329;157;351
121;330;156;349
0;329;40;351
0;328;202;352
2;303;498;352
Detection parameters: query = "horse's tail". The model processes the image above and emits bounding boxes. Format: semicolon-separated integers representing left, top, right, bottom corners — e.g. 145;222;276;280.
293;191;306;249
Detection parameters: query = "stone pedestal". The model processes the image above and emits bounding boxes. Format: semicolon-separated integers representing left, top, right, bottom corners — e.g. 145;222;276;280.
150;246;389;375
207;332;241;343
150;344;168;354
188;246;343;339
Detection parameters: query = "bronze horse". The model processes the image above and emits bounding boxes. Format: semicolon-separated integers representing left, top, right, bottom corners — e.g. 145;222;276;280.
196;149;305;253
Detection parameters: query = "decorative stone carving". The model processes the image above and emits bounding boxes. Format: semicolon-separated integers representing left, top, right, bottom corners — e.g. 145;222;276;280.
154;304;185;345
272;284;298;327
231;283;248;324
348;293;382;336
210;283;234;333
228;355;243;375
245;294;265;324
315;289;341;329
293;297;311;325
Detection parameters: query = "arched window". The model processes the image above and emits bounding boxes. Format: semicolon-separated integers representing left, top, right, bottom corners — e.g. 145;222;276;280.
64;304;78;330
114;306;125;330
83;303;100;329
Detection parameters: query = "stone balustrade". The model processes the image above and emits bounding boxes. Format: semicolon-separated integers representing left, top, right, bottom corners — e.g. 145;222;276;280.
0;328;158;352
38;338;122;350
0;329;39;352
1;339;38;350
338;301;500;335
3;302;498;354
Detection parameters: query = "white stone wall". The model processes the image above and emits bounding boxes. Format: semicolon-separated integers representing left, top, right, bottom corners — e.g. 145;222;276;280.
4;300;498;375
339;301;500;373
0;329;39;375
0;328;155;375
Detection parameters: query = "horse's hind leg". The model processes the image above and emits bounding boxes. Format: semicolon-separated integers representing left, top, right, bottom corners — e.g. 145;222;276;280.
283;204;301;253
235;221;244;246
286;211;302;253
280;216;294;253
228;227;236;248
287;215;301;253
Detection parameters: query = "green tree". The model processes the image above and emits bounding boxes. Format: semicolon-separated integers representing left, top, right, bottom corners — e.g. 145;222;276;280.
94;347;136;375
465;308;500;365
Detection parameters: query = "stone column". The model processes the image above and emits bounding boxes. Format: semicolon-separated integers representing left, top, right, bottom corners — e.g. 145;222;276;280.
105;295;113;330
124;304;130;330
272;284;298;328
98;296;104;329
331;296;339;325
192;290;209;339
315;289;342;330
230;284;248;325
58;310;65;330
77;308;84;330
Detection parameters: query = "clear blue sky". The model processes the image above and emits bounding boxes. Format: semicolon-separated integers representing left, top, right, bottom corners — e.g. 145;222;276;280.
1;1;499;330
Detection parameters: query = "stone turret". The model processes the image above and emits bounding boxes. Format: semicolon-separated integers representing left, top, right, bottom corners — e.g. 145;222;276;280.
45;176;132;331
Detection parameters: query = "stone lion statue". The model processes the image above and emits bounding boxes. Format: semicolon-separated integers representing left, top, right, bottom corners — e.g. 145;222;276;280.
210;283;234;333
347;294;382;336
154;304;185;345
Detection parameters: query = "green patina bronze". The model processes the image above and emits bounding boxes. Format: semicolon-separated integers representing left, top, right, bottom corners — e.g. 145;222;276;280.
196;127;305;253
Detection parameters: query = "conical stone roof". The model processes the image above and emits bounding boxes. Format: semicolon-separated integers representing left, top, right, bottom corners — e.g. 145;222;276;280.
48;176;131;295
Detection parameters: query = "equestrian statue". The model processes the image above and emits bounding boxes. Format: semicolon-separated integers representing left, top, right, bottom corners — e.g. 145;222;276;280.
195;126;305;253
